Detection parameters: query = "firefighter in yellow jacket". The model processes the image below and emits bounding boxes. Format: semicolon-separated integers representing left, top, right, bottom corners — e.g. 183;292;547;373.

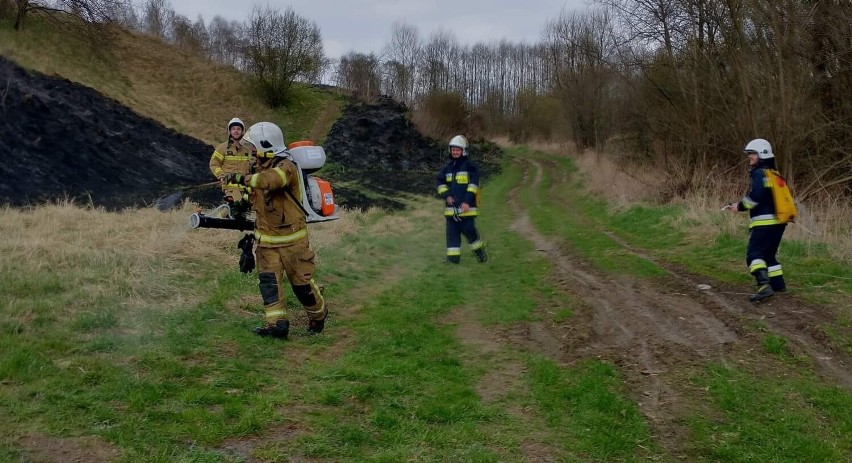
210;117;253;218
224;122;327;340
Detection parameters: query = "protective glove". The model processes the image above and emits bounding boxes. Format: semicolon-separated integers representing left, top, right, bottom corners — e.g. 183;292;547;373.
239;251;255;273
237;233;256;273
224;172;246;185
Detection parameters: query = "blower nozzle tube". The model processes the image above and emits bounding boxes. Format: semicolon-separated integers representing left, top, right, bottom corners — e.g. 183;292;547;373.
189;213;255;231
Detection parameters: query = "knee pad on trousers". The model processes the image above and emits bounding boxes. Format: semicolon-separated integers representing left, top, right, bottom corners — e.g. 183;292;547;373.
293;284;317;307
259;272;279;305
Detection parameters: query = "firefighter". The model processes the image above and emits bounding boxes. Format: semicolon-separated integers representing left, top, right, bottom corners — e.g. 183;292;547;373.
210;117;254;219
723;138;788;302
224;122;326;339
435;135;487;264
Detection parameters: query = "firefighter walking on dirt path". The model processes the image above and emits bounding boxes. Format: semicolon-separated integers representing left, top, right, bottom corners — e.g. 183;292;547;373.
435;135;487;264
223;122;327;340
723;138;791;303
210;117;254;219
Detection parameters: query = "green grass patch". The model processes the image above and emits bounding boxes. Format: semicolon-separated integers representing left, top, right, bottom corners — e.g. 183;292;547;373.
527;357;656;461
687;364;851;462
510;150;666;278
270;85;342;142
762;333;791;358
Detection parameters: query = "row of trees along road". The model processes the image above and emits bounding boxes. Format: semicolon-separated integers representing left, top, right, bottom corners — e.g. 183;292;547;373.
2;0;849;199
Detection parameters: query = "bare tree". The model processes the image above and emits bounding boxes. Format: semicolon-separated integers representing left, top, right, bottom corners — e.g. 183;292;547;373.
335;52;381;101
207;15;245;68
103;0;137;30
590;0;852;198
381;21;421;104
419;29;460;94
170;13;208;55
544;8;618;150
12;0;127;31
243;5;325;107
141;0;173;38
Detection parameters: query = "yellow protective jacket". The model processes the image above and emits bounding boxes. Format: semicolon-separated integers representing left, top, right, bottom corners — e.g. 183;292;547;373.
209;139;253;180
246;157;308;248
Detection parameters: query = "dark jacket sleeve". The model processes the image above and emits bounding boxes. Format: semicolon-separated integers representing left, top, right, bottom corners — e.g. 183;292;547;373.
737;168;768;211
436;165;449;198
465;160;480;205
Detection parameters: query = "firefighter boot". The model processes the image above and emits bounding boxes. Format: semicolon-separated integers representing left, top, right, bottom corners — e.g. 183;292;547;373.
749;269;775;303
307;310;328;335
474;248;488;263
770;275;786;292
253;319;289;340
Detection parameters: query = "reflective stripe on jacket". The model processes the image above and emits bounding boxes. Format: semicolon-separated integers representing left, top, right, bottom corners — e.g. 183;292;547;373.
435;157;480;217
737;167;780;228
209;139;253;179
247;158;308;247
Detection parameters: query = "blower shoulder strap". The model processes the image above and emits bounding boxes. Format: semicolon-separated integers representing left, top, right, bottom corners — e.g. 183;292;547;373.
286;189;311;218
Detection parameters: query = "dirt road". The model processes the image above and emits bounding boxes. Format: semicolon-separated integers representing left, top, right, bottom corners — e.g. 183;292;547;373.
462;157;852;458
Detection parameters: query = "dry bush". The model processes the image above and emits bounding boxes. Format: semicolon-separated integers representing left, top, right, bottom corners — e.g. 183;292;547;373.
506;90;564;143
411;90;467;140
560;146;852;263
574;149;666;206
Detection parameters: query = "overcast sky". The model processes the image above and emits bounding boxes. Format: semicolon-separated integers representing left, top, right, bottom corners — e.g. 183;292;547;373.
170;0;588;59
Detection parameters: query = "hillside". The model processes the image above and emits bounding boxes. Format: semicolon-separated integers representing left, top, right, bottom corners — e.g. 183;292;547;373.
0;18;504;210
0;54;215;208
0;18;340;146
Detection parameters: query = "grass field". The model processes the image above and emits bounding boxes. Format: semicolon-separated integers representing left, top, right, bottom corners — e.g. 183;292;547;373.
2;148;850;462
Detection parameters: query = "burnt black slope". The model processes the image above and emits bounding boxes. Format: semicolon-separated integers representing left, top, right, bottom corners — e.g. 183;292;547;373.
324;96;503;208
0;55;215;209
0;55;502;212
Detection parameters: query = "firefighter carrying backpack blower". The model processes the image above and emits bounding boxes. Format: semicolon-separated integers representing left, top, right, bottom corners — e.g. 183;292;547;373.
223;122;328;339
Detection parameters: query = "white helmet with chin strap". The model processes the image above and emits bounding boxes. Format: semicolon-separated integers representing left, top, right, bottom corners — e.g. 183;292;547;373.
244;122;288;159
227;117;245;139
448;135;468;156
744;138;773;159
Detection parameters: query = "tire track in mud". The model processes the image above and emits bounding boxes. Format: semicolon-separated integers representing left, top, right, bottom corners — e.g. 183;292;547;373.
502;156;851;457
532;157;851;389
507;159;739;455
597;229;852;390
546;157;851;389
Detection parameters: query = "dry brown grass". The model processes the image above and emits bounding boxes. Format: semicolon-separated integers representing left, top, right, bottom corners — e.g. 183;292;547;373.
531;143;852;263
1;201;228;311
0;201;368;315
0;21;335;145
572;150;666;207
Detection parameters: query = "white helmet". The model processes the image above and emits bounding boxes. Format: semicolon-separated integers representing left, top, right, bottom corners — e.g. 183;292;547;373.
227;117;245;137
744;138;773;159
244;122;287;156
448;135;468;156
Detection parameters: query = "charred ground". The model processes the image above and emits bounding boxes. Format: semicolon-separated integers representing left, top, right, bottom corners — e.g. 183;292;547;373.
324;96;502;210
0;57;501;211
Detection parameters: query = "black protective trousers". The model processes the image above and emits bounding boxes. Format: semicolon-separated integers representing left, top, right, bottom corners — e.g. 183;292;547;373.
746;224;787;273
445;216;482;263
